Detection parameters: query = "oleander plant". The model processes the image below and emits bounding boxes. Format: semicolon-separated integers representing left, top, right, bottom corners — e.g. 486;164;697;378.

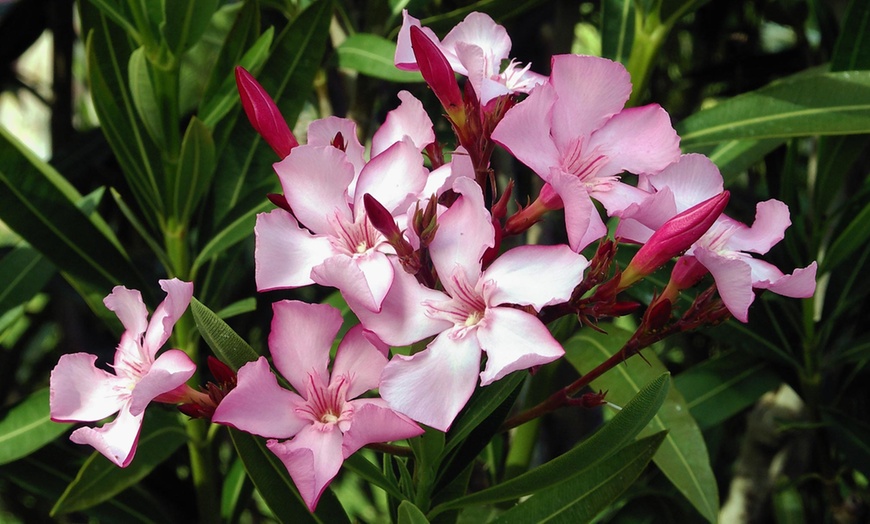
0;0;868;522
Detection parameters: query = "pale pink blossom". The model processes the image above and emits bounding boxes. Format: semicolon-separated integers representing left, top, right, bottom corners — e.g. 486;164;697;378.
492;54;681;251
49;279;196;467
348;178;588;430
212;301;422;511
617;154;817;321
395;11;546;104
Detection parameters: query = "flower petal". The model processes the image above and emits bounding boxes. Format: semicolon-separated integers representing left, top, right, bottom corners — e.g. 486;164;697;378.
441;12;511;67
371;91;434;156
694;248;755;322
50;353;126;423
726;199;791;255
547;172;606;251
491;83;560;179
354;139;427;215
129;349;197;416
270;301;341;392
646;154;723;212
482;244;587;310
341;398;423;457
267;424;344;512
379;331;481;431
69;406;143;467
307;116;366;177
103;286;148;340
311;251;394;312
212;357;308;439
142;279;193;357
332;325;389;398
477;307;564;385
254;209;335;291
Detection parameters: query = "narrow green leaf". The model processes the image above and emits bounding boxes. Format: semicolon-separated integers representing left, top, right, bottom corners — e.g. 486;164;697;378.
336;34;424;82
820;199;870;273
342;453;405;500
0;246;54;314
85;0;139;40
190;297;260;371
221;457;252;524
0;389;71;465
173;117;216;222
398;500;430;524
564;327;719;522
490;432;667;524
109;188;172;270
830;0;870;72
431;374;670;514
706;138;785;182
677;71;870;149
193;200;271;273
675;350;781;431
601;0;635;64
443;372;525;457
128;47;165;150
660;0;712;25
215;297;258;320
50;409;187;515
200;0;262;108
0;126;143;291
161;0;219;57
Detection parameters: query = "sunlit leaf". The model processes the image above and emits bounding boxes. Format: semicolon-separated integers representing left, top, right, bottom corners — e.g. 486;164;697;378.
0;389;71;466
190;297;260;370
336;34;423;82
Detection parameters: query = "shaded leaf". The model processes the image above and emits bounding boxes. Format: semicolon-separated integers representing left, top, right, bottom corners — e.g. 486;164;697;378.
0;246;55;314
190;297;260;371
822;408;870;476
601;0;635;64
161;0;219;57
172;117;216;222
336;34;424;82
398;500;430;524
0;389;71;466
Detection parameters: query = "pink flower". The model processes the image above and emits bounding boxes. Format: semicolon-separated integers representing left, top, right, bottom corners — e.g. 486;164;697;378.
348;178;588;430
49;279;196;467
212;301;422;511
395;11;545;104
617;154;817;322
492;54;681;251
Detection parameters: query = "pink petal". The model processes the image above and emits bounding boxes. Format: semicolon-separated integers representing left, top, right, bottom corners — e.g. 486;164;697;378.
483;244;587;310
274;145;354;234
142;279;193;357
429;177;493;293
341;398;423;457
349;259;452;346
69;406;143;467
270;301;341;392
267;424;344;511
311;252;394;312
761;261;817;298
726;200;792;255
647;154;723;212
254;209;335;291
453;41;489;101
212;357;308;439
549;55;632;151
50;353;126;423
354;139;427;215
587;104;681;178
491;83;560;179
592;181;655;218
395;10;446;71
371;91;434;156
614;187;676;244
694;248;755;322
103;286;148;340
547;172;606;251
441;12;511;66
129;349;197;416
423;147;474;197
380;332;481;431
307;116;366;177
477;307;564;385
332;325;389;398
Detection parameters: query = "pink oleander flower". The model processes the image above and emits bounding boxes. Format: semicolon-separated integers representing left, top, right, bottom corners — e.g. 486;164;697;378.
348;178;589;431
255;92;433;311
396;10;546;104
49;279;196;467
492;54;681;251
617;154;818;322
212;301;423;511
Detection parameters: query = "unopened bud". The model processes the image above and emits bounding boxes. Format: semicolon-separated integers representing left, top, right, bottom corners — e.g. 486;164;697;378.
235;66;298;158
409;26;465;124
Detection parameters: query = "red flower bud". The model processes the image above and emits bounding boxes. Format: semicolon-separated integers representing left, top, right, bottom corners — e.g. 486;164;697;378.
620;191;729;288
409;26;464;121
235;66;298;158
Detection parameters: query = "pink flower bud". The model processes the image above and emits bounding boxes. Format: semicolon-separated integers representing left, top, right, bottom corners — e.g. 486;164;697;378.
235;66;298;158
620;191;730;288
409;26;464;120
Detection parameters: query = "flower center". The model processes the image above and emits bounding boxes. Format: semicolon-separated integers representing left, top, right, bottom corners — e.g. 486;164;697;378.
424;268;487;339
328;211;384;257
561;137;615;191
297;373;353;432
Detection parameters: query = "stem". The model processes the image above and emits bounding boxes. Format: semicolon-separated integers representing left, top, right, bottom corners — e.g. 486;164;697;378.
186;418;220;524
625;15;669;107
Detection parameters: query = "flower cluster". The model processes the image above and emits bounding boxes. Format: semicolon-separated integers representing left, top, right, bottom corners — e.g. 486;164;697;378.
49;9;817;513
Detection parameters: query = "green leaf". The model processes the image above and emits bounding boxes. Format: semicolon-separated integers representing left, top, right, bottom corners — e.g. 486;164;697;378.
398;500;430;524
128;47;165;150
172;117;216;222
0;389;71;466
675;350;781;431
161;0;219;57
0;246;54;314
706;138;785;182
200;0;262;110
601;0;635;64
85;0;139;40
193;199;271;273
336;34;424;82
820;199;870;273
212;0;333;225
342;453;405;500
221;457;252;524
190;297;260;371
490;432;667;524
215;297;258;320
564;327;719;522
430;374;670;515
0;126;143;291
50;409;187;515
677;71;870;149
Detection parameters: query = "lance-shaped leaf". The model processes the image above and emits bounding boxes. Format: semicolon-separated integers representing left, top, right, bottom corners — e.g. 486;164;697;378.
0;246;54;315
50;409;186;515
677;71;870;149
601;0;635;64
398;501;430;524
490;432;667;524
190;297;259;371
172;117;216;222
0;127;143;291
337;34;424;83
565;326;719;523
161;0;219;58
0;389;71;466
